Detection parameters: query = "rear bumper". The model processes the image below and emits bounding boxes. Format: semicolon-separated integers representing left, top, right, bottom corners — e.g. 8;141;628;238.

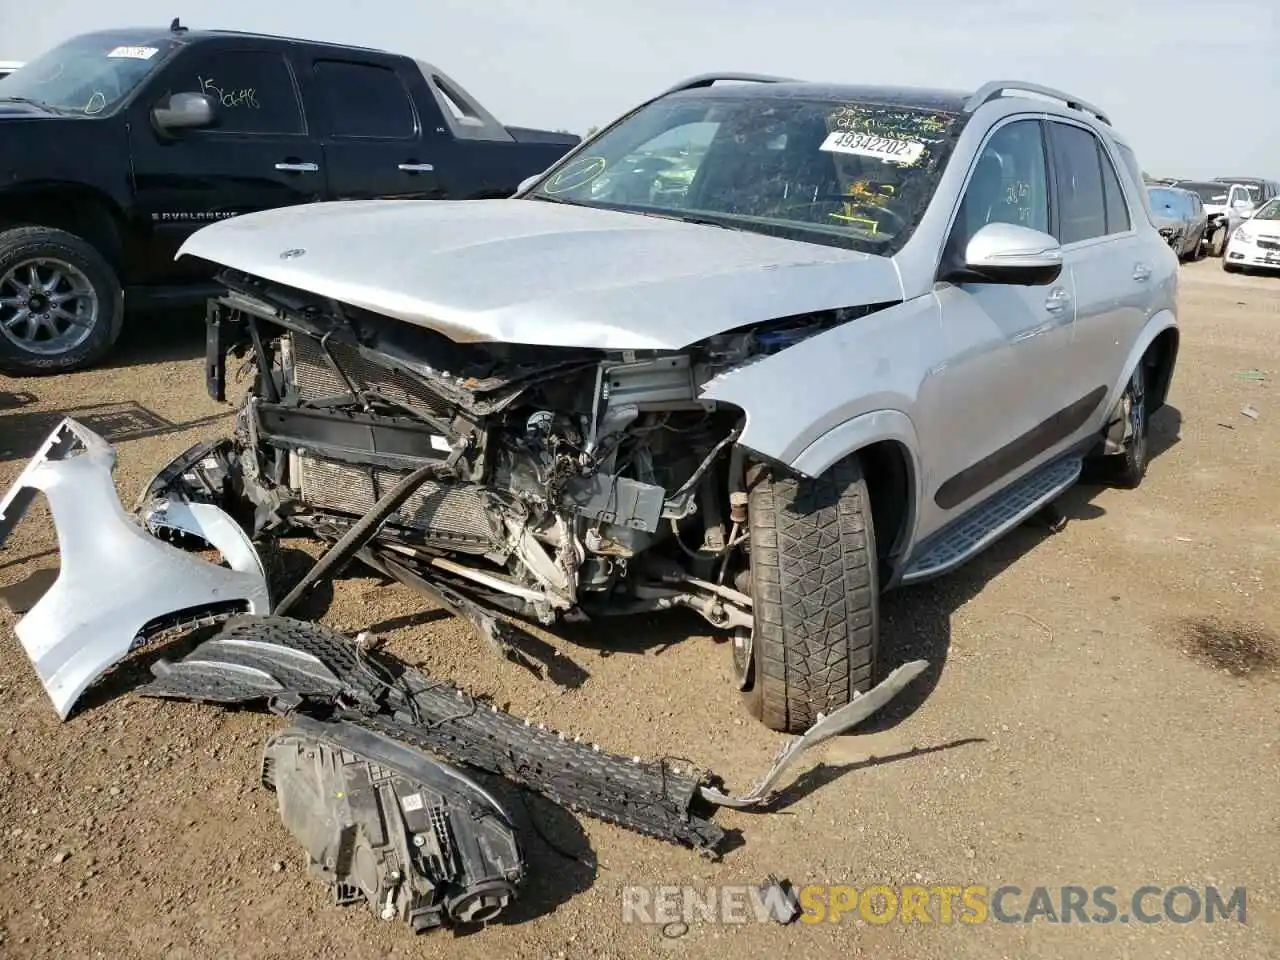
0;418;270;719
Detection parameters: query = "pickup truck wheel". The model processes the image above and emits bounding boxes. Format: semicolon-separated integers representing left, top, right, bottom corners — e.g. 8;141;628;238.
1208;226;1226;258
741;454;879;733
0;226;124;376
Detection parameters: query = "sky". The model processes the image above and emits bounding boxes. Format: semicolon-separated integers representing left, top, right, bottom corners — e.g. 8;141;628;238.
1;0;1275;180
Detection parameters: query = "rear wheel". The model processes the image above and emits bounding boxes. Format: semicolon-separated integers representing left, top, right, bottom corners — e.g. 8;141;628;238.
740;454;879;733
0;226;124;376
1100;361;1150;489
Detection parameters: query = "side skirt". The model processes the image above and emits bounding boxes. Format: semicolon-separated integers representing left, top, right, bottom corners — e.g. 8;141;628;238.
901;452;1084;585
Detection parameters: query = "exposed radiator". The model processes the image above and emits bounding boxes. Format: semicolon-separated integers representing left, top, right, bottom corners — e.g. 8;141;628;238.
287;333;498;551
289;332;450;419
296;455;502;551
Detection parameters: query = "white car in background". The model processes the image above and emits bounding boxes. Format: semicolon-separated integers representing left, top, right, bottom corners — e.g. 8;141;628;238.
0;61;22;80
1224;198;1280;274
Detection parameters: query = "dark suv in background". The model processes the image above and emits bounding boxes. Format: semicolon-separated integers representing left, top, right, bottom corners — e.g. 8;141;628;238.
1213;177;1279;205
0;25;578;376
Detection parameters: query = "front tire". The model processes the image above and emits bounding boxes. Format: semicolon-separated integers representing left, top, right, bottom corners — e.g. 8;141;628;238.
741;454;879;733
1208;225;1227;258
0;226;124;376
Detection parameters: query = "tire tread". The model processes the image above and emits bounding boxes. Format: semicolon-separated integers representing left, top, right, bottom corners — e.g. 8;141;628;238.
748;455;878;732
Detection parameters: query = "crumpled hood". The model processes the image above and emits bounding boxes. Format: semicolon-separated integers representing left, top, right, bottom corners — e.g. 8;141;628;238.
177;198;903;351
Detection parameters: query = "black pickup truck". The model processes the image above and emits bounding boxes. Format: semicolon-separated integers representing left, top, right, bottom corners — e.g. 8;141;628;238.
0;24;579;375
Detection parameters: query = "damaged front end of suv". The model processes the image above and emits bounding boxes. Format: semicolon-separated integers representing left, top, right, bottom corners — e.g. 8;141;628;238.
132;82;972;734
148;264;871;666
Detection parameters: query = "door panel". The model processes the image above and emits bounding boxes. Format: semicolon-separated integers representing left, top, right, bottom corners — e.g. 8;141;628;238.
306;58;446;200
127;47;322;284
914;117;1074;538
916;281;1073;537
1047;121;1150;444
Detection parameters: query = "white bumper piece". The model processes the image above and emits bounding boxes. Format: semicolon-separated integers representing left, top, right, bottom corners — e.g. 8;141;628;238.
0;418;270;719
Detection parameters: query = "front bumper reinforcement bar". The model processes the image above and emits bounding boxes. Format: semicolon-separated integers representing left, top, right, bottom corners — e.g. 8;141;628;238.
137;615;927;854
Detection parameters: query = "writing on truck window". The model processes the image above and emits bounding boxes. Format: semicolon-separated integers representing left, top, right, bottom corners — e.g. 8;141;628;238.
199;75;260;109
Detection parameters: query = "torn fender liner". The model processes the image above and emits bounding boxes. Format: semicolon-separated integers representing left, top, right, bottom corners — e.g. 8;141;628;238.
140;617;930;852
0;419;270;719
262;714;524;932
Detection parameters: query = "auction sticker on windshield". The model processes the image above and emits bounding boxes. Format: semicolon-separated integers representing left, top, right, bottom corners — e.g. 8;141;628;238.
106;46;159;60
821;130;925;166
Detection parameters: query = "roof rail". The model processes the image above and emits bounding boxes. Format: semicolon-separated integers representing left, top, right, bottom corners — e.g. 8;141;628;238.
965;80;1111;126
658;72;799;98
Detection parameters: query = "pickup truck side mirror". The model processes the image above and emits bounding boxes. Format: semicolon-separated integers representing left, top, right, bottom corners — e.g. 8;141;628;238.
151;91;218;135
946;222;1063;286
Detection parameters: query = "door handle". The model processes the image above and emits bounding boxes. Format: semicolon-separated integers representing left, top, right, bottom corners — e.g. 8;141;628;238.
275;161;319;173
397;162;435;173
1132;263;1151;282
1044;287;1071;313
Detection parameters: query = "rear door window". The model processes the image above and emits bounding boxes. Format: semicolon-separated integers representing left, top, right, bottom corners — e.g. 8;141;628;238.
312;60;416;139
1047;122;1107;243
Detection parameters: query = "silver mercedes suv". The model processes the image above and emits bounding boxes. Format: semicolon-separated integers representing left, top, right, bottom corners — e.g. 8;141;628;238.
2;75;1180;731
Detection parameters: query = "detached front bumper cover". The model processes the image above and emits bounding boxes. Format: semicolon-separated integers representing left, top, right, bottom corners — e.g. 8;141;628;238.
0;418;270;720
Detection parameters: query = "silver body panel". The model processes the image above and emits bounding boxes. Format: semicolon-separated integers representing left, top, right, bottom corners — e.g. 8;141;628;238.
0;419;270;719
177;199;903;351
179;93;1178;587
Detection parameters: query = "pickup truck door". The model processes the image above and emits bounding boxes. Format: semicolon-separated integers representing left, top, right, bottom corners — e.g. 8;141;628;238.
302;56;445;201
127;46;324;286
914;117;1078;537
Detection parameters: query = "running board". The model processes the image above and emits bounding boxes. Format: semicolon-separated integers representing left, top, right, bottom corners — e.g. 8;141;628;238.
901;457;1082;584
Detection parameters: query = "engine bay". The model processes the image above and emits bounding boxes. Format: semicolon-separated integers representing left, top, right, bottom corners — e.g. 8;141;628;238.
171;269;876;640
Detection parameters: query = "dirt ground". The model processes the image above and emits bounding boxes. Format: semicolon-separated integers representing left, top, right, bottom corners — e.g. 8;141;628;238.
0;259;1277;960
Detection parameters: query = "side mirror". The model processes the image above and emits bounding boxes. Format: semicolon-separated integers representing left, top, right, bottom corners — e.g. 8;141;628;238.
1239;207;1256;220
515;173;542;195
151;91;217;134
951;222;1063;286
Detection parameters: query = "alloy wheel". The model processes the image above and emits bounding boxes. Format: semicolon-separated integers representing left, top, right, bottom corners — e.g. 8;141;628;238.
0;257;99;355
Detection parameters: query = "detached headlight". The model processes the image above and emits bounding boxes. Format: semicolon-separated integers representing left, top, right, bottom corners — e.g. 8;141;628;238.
1234;227;1254;244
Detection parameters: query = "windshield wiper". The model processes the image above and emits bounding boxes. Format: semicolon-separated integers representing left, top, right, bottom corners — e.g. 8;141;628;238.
528;194;587;207
663;212;745;230
0;96;73;115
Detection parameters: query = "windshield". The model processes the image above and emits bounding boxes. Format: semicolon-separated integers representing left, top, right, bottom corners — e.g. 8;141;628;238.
1177;182;1230;205
1254;199;1280;221
0;32;175;114
528;92;966;254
